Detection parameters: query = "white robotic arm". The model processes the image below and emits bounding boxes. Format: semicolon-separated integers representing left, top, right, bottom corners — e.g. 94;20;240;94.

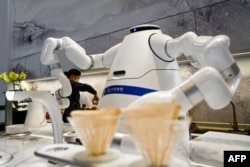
41;37;90;68
40;37;121;107
150;32;236;72
40;37;72;108
129;32;241;112
41;37;121;69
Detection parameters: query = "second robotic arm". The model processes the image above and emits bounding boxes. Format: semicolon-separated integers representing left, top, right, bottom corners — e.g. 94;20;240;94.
129;32;241;113
129;66;240;114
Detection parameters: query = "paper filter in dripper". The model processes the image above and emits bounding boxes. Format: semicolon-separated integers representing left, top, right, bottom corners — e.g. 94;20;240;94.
123;101;190;167
70;107;121;156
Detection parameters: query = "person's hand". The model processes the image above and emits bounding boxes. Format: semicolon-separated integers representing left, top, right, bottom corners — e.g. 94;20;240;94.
92;94;99;105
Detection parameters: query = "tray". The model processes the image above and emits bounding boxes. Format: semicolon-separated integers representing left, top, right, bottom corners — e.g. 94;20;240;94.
34;143;189;167
34;143;139;167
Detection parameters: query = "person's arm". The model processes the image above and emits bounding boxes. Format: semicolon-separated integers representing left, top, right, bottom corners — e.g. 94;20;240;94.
74;82;96;94
74;82;99;105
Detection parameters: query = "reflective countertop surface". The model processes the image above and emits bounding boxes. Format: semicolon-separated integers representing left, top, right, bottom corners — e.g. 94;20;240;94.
1;124;250;167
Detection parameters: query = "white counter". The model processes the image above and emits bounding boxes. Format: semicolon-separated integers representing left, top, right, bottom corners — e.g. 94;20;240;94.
187;131;250;167
0;124;55;167
1;124;250;167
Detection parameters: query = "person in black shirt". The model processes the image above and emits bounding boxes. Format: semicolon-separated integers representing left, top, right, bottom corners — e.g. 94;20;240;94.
63;68;99;122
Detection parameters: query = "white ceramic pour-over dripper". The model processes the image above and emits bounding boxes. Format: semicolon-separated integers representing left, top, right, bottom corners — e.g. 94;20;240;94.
68;109;122;164
69;114;120;156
